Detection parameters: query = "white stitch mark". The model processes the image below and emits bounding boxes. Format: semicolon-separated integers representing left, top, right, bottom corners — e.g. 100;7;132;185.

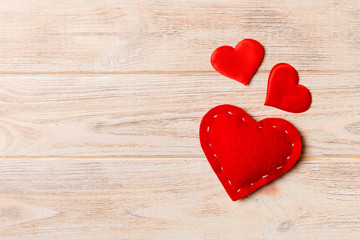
204;114;294;197
287;156;290;160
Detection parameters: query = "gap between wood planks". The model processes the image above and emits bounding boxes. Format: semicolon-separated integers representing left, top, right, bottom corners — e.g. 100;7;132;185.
0;157;358;161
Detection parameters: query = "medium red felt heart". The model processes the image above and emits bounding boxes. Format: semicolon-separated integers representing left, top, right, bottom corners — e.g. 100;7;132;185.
210;39;264;85
199;105;302;201
265;63;312;113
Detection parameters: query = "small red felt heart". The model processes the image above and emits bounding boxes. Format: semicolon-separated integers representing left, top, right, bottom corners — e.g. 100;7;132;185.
265;63;312;113
199;105;301;201
211;39;264;85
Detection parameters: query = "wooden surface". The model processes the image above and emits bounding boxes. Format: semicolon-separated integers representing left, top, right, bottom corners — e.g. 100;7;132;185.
0;0;359;239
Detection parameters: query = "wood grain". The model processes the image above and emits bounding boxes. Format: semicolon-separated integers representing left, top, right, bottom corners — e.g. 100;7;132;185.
0;0;359;239
0;0;359;73
0;73;358;158
0;158;359;240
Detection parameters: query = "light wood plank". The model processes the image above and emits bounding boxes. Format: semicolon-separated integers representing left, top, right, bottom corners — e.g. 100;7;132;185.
0;73;358;158
0;1;358;239
0;158;358;240
0;0;359;73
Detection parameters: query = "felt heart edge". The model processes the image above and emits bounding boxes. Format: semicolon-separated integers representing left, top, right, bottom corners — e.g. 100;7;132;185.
199;105;302;201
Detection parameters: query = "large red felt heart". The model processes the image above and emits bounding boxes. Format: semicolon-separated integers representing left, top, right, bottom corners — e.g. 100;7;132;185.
210;39;264;85
199;105;302;201
265;63;312;113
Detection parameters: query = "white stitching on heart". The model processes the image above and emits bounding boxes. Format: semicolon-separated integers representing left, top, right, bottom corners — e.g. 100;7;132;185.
205;112;295;195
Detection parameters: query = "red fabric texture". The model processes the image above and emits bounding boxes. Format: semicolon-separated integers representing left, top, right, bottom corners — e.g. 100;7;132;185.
199;105;302;201
210;39;264;85
265;63;312;113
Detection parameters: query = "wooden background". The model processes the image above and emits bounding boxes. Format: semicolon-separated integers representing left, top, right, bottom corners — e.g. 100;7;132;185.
0;0;359;239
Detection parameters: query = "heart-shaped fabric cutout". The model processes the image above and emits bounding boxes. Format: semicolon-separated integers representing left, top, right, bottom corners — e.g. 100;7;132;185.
199;105;302;201
265;63;312;113
210;39;264;85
